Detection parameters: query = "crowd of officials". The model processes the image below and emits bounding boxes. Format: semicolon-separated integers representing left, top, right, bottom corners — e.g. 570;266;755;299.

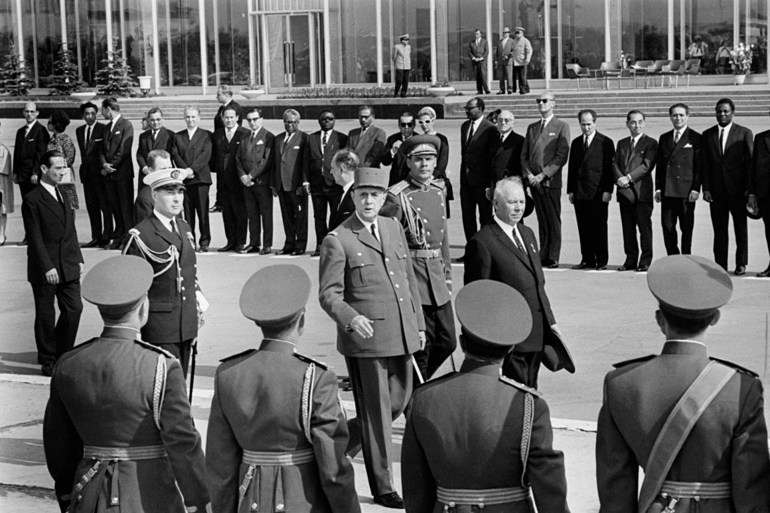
6;83;770;511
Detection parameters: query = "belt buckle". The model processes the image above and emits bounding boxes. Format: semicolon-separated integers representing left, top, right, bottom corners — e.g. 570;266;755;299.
661;493;679;513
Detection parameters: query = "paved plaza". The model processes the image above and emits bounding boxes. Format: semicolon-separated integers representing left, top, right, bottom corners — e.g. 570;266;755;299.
1;110;769;511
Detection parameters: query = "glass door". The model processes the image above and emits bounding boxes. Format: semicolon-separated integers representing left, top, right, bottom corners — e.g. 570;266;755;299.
265;13;323;90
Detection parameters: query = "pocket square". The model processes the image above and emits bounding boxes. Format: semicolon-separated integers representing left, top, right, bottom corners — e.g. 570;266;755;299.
114;131;121;134
27;138;35;142
683;143;693;148
548;132;556;136
293;146;300;149
256;140;264;145
94;138;103;142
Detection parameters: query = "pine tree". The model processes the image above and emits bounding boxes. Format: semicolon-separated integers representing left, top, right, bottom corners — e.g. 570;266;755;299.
95;39;135;97
0;42;33;96
49;44;86;96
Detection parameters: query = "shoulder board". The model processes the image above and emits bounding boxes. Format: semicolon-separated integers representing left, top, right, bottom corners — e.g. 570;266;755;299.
388;180;410;195
220;348;257;363
134;339;175;358
294;352;328;369
612;354;656;369
710;357;759;377
327;230;338;237
499;375;542;397
430;178;446;190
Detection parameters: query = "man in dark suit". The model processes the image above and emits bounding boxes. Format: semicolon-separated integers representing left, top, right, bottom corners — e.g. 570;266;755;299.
22;150;83;376
348;105;387;168
319;166;425;509
211;105;250;252
211;84;243;213
100;97;135;249
75;101;109;247
274;109;309;255
380;112;415;185
468;29;491;94
491;109;524;185
124;167;204;377
304;110;347;256
402;280;569;513
460;97;498;252
496;27;514;94
172;105;213;251
749;112;770;277
328;149;358;230
521;92;571;268
206;265;361;513
702;98;754;275
655;103;702;256
135;107;173;223
236;107;275;254
567;109;615;270
596;255;770;512
465;176;559;389
13;101;50;198
613;110;658;272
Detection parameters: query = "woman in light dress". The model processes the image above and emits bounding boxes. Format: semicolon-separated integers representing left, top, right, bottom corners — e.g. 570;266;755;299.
46;110;78;210
0;120;12;245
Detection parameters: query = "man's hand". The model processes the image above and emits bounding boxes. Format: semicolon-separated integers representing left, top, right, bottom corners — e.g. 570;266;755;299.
527;174;541;189
271;187;278;197
30;174;39;184
550;323;561;336
240;175;252;186
79;263;84;274
601;192;612;203
348;315;374;338
748;194;758;211
616;175;630;188
484;187;493;201
142;166;150;175
654;191;661;203
418;331;427;351
688;190;700;203
45;268;60;285
703;191;713;202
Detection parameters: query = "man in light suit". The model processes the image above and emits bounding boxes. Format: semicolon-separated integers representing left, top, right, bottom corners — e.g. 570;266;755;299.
75;102;109;247
464;176;559;389
274;109;309;256
236;107;275;254
392;34;411;98
14;101;50;199
468;29;491;95
172;105;213;251
702;98;754;275
491;110;524;185
749;111;770;277
655;103;702;256
100;97;135;249
613;110;658;272
135;107;173;223
567;109;615;270
496;27;514;94
304;110;347;256
521;92;571;268
511;27;533;94
328;149;358;230
319;166;425;509
459;97;498;255
22;150;83;376
348;105;387;168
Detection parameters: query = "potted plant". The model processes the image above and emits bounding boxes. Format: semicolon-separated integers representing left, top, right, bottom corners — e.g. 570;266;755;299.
729;42;753;85
240;82;265;99
426;77;455;97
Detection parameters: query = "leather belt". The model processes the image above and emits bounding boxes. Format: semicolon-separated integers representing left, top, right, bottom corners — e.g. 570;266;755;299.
410;249;441;258
436;486;530;507
660;480;732;499
241;448;315;466
83;444;167;460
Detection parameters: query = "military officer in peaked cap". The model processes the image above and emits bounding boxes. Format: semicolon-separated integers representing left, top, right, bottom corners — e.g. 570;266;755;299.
381;134;457;379
402;279;570;512
43;255;210;513
596;255;770;512
206;264;360;513
319;166;425;508
124;167;206;378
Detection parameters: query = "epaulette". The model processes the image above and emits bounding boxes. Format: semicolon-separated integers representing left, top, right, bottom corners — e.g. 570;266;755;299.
612;354;656;369
499;375;542;397
294;352;328;369
388;180;410;195
134;339;175;358
327;230;338;237
430;178;446;190
220;348;257;362
710;357;759;377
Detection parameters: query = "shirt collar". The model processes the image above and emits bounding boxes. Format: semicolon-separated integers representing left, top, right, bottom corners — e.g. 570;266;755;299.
153;209;175;232
187;127;197;138
342;180;354;195
355;212;379;233
493;214;515;236
541;114;554;125
584;131;596;145
631;134;643;145
40;181;58;199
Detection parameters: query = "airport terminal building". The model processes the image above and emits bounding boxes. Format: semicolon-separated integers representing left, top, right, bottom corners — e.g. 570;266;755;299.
2;0;767;93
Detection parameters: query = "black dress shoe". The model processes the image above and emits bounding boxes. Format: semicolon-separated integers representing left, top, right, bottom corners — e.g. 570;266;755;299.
757;266;770;278
209;204;222;213
41;363;55;377
237;245;253;254
81;240;99;248
455;255;465;263
218;244;235;252
291;249;305;256
198;245;209;253
280;248;294;255
617;264;635;272
571;262;591;270
496;91;505;95
734;265;746;276
108;240;123;250
311;249;321;257
546;261;560;269
595;264;608;271
98;240;111;249
260;247;272;255
373;492;405;509
636;264;649;272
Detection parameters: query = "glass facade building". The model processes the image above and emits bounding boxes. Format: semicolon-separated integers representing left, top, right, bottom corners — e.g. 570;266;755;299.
2;0;767;93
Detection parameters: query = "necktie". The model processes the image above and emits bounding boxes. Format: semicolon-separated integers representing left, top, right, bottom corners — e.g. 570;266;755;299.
674;131;679;144
322;131;328;153
512;227;525;253
170;219;176;235
501;133;505;143
540;119;546;135
719;128;724;155
370;223;379;244
251;130;257;141
226;129;233;143
283;133;291;151
583;136;589;152
467;122;476;143
152;130;158;141
55;187;64;208
86;125;92;147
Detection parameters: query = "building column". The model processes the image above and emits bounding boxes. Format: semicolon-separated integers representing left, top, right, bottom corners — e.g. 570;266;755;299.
58;0;67;50
105;0;113;56
544;0;551;88
323;0;331;87
733;0;740;50
485;0;492;88
679;0;686;59
248;0;257;85
151;0;161;93
430;0;437;84
14;0;23;61
604;0;611;62
376;0;383;86
667;0;674;60
199;0;208;94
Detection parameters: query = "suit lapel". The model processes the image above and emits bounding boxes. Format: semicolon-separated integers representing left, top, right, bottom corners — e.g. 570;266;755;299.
351;216;382;253
149;215;181;248
40;189;66;226
491;222;532;271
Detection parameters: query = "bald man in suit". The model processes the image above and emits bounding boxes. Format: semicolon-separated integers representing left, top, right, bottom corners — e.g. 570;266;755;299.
348;106;387;168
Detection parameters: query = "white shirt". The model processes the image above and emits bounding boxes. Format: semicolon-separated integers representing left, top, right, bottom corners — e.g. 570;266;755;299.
718;122;733;153
584;131;595;147
540;114;554;127
187;127;198;139
40;181;59;201
153;209;177;234
355;212;380;240
494;215;525;249
468;117;483;139
630;134;642;147
109;114;121;131
342;180;354;196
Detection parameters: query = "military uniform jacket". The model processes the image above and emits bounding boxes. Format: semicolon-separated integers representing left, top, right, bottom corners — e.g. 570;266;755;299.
43;326;208;512
125;214;199;344
319;214;425;357
596;340;770;512
655;127;702;198
402;358;569;513
206;339;361;513
521;117;570;190
381;177;452;307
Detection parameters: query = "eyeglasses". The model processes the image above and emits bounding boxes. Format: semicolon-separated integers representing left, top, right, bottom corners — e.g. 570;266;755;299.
503;31;510;34
399;123;414;127
464;105;479;110
536;98;552;104
417;119;432;125
246;117;261;122
320;116;334;121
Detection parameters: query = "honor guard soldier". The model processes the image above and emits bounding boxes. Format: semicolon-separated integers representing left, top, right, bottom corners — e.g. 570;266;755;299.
596;255;770;512
43;255;210;513
124;167;207;378
206;265;360;513
381;134;457;379
402;279;570;512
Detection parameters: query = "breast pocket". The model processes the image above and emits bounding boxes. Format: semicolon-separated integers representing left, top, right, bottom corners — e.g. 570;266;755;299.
349;256;377;287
